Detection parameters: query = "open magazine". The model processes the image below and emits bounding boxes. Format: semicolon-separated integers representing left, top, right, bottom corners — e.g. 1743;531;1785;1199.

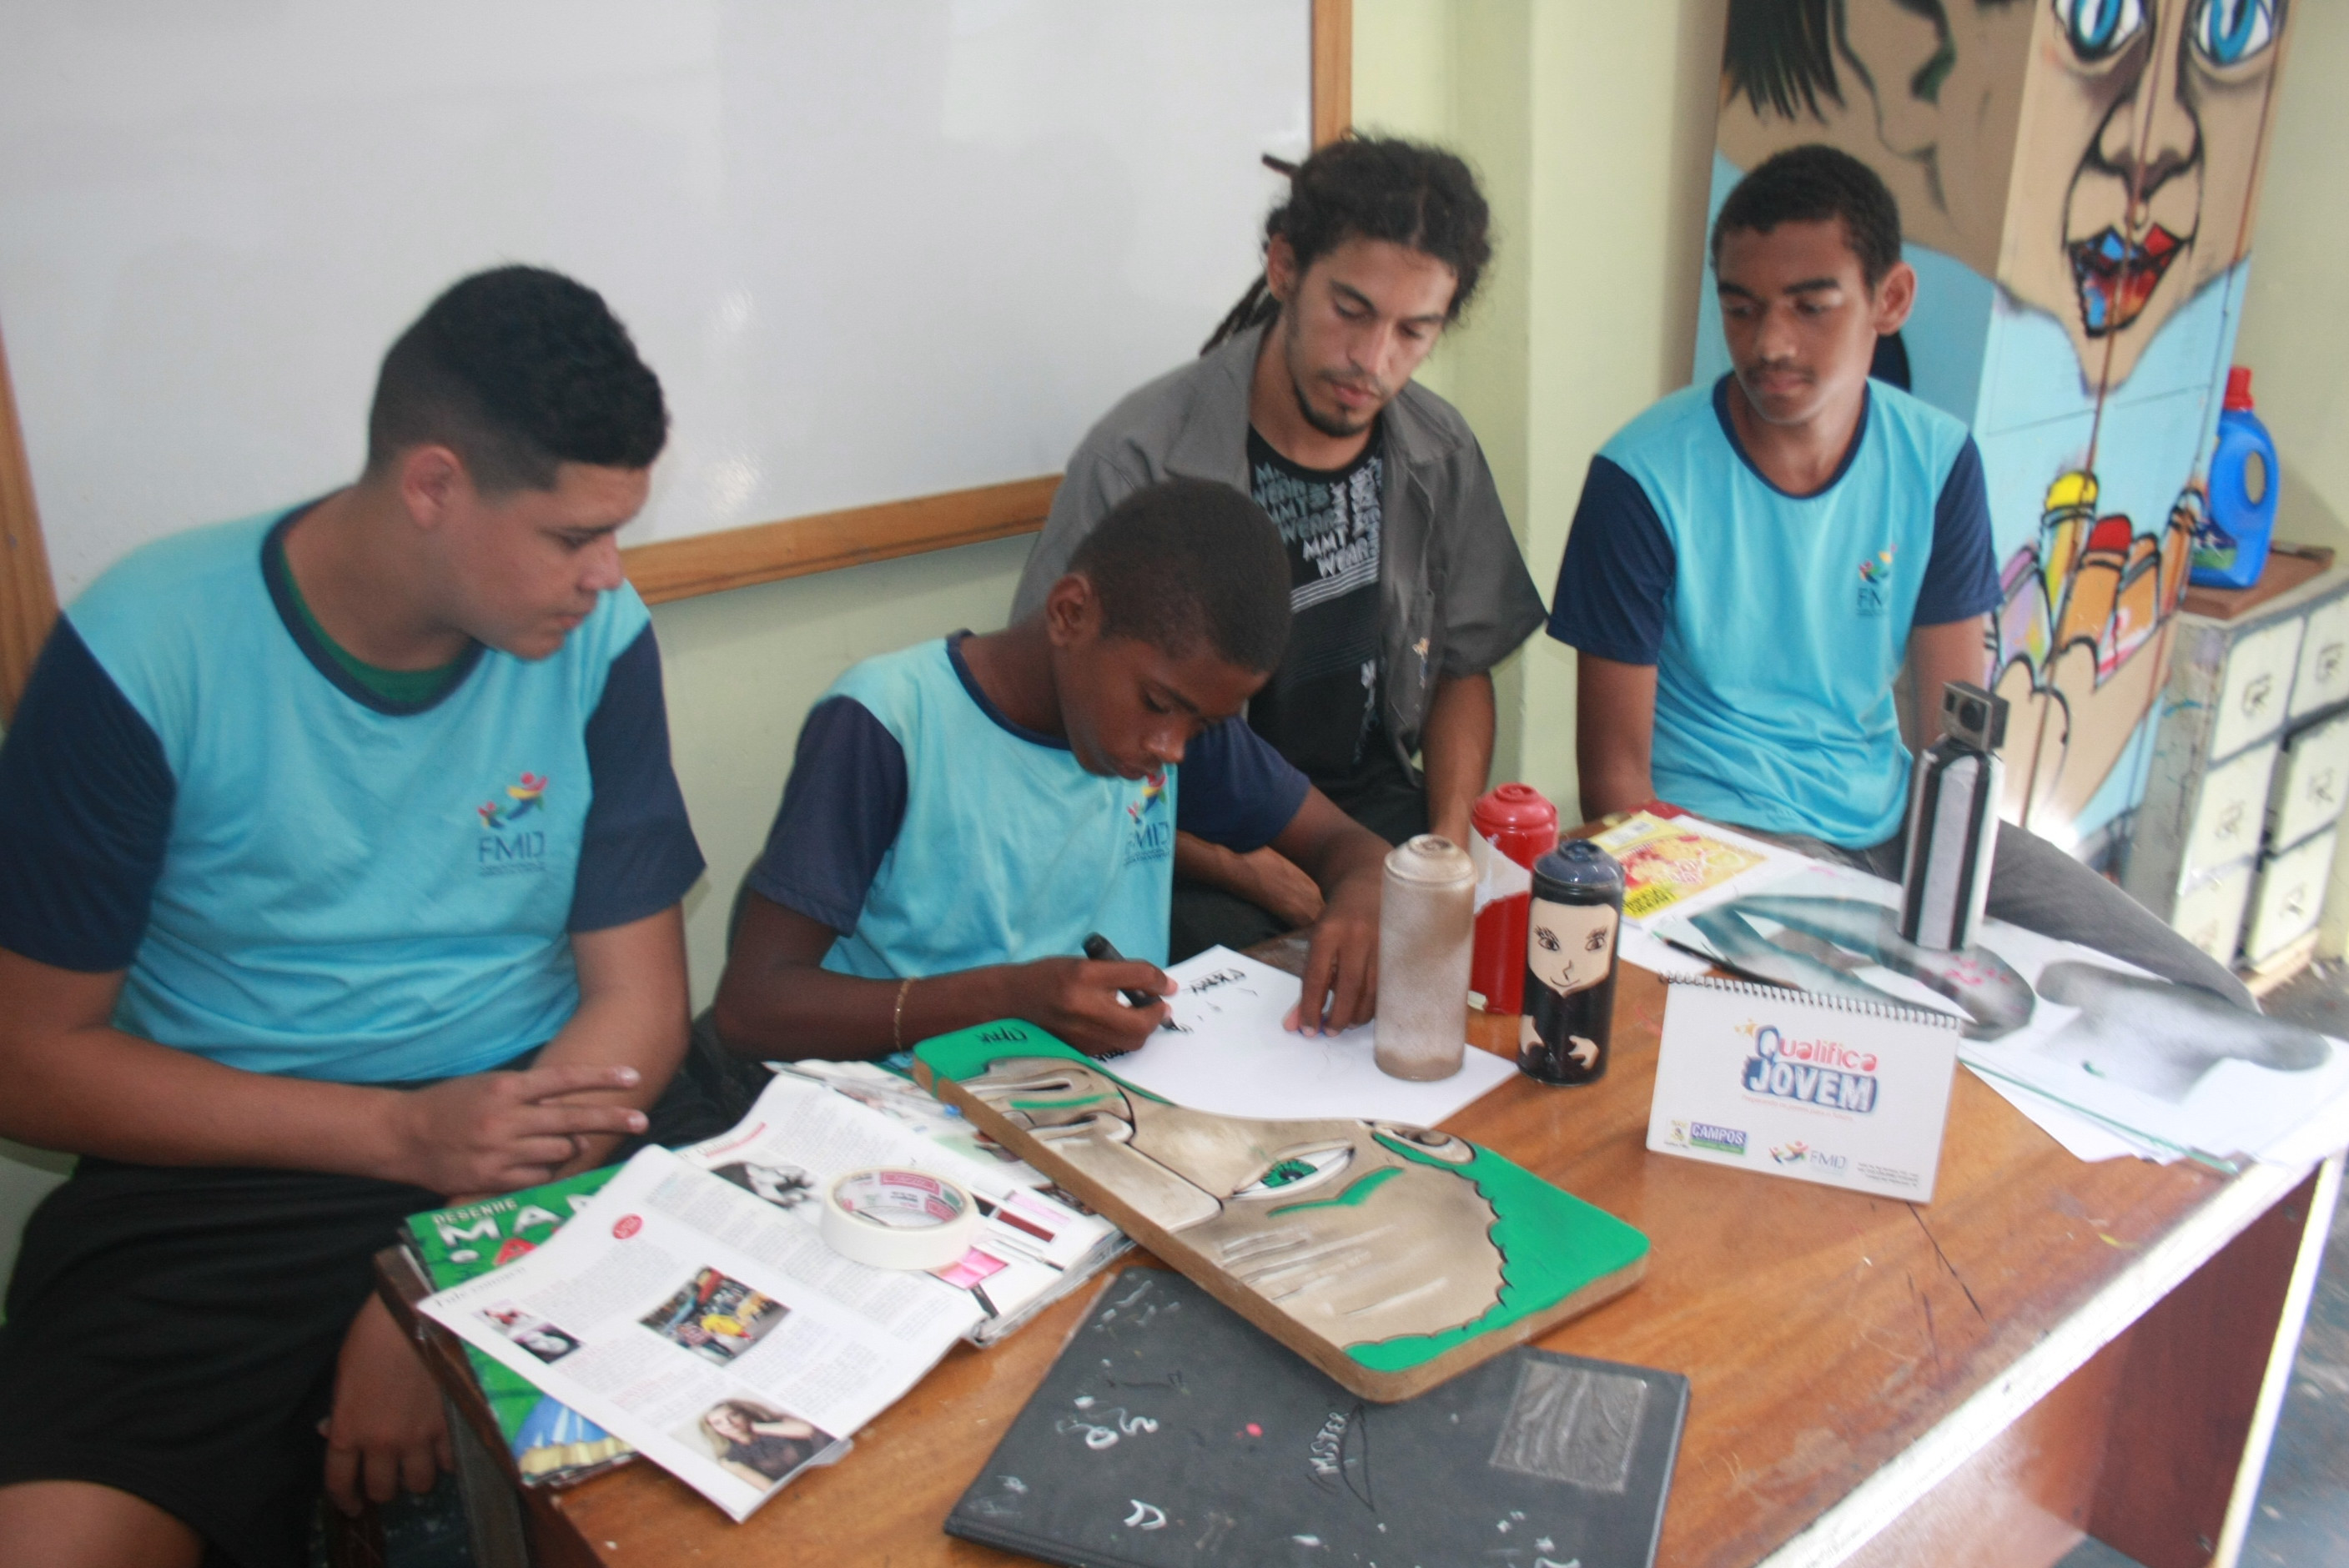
415;1070;1128;1518
420;1143;966;1519
685;1068;1128;1344
405;1170;636;1486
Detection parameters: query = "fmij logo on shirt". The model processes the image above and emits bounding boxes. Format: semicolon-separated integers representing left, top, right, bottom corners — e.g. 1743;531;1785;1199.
477;771;551;877
1120;772;1172;868
1856;547;1895;617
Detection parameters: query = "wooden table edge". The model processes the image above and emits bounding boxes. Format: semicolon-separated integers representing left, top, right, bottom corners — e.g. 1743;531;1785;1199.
1755;1150;2331;1568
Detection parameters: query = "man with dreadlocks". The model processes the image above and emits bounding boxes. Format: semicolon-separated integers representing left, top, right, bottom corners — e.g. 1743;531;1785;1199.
1012;136;1544;961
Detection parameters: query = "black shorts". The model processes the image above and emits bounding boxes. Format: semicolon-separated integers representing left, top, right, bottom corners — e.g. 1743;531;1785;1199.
0;1053;734;1568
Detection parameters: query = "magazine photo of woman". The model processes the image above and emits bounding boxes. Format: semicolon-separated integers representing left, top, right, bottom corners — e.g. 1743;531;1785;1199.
694;1399;835;1490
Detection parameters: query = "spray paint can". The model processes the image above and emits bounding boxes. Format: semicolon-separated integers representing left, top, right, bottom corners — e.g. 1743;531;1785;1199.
1518;839;1624;1086
1374;835;1476;1081
1469;784;1559;1014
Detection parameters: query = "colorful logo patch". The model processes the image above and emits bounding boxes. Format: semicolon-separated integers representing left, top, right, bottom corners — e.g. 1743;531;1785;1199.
1120;771;1173;867
1125;771;1167;822
1857;547;1895;617
478;771;549;831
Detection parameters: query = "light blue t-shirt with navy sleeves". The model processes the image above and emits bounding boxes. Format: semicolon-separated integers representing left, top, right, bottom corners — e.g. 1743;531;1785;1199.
1548;377;1998;848
747;636;1308;981
0;507;705;1083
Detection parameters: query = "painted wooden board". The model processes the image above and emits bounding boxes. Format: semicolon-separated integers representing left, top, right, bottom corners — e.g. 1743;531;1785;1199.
912;1019;1649;1402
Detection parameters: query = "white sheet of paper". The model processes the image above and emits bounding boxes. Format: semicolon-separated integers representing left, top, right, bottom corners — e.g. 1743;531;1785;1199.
1104;947;1517;1126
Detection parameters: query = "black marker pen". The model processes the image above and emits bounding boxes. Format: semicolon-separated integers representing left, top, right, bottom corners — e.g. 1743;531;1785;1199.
1082;932;1161;1010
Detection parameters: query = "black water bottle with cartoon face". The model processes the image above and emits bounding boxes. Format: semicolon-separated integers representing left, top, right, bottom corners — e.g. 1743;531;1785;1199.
1519;839;1624;1085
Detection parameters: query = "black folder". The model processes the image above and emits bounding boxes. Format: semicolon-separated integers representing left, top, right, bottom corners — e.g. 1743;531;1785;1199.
946;1269;1688;1568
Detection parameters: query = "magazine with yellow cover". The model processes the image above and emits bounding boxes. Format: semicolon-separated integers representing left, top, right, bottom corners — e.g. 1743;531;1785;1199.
1592;812;1781;921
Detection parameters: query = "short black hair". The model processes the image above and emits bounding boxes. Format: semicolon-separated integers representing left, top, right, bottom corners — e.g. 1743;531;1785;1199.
1712;144;1904;288
365;265;668;493
1204;135;1494;353
1067;479;1291;674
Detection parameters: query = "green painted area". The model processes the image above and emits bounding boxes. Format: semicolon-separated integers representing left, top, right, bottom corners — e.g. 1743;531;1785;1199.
1268;1164;1399;1216
1344;1135;1649;1374
1259;1157;1318;1189
1009;1093;1109;1111
914;1020;1171;1103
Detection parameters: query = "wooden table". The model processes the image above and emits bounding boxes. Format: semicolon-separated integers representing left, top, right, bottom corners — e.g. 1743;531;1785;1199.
380;955;2343;1568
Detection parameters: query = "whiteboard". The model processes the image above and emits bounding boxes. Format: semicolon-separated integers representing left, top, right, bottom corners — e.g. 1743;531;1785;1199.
0;3;1308;602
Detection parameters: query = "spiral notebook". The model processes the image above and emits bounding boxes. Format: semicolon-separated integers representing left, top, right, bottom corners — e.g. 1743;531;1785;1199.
1647;976;1963;1202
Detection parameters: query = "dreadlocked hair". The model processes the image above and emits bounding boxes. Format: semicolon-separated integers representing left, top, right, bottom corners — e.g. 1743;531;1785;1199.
1201;136;1492;354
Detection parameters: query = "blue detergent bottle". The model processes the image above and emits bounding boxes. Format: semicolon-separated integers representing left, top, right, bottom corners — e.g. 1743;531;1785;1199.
2191;366;2281;590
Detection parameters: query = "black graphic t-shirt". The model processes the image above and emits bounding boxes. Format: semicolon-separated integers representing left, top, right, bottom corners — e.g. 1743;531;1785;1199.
1245;424;1385;782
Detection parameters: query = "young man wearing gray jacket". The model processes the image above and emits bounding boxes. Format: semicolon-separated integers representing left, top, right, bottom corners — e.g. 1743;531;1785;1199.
1012;138;1544;958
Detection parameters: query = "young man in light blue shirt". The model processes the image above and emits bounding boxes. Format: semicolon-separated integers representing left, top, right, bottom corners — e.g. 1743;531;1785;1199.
1551;146;2246;1004
0;268;709;1566
714;479;1393;1063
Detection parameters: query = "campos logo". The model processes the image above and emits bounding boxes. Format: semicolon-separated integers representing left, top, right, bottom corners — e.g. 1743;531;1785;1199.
1669;1120;1748;1157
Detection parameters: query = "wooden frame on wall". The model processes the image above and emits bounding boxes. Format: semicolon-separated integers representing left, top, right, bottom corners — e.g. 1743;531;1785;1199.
0;1;1351;718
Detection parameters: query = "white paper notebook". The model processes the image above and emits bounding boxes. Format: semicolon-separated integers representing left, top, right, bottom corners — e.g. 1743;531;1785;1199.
1647;977;1963;1201
1104;947;1517;1126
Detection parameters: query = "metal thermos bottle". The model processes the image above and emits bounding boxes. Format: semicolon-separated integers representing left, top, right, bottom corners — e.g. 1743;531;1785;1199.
1469;784;1559;1014
1899;681;2008;951
1374;835;1476;1081
1518;839;1624;1086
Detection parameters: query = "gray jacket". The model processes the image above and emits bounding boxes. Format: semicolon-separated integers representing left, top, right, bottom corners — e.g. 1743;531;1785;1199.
1009;324;1545;776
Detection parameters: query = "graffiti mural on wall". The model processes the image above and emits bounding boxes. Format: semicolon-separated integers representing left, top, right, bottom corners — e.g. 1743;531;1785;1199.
1700;0;2293;859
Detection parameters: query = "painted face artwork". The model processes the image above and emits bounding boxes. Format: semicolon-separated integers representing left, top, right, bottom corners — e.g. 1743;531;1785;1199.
2005;0;2287;384
1715;0;2287;389
1525;898;1619;998
958;1058;1506;1349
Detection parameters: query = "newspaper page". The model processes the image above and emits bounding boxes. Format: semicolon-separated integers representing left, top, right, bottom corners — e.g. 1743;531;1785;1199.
420;1145;983;1520
682;1070;1127;1344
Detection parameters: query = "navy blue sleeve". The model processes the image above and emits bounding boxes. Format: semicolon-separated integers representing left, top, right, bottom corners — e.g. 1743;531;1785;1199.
1543;455;1677;665
1914;438;2001;626
570;624;707;932
745;696;908;934
0;620;174;970
1175;718;1311;853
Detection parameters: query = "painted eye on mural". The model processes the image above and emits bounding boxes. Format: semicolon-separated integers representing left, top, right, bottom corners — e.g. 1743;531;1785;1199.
1230;1143;1354;1200
2050;0;2148;60
1370;1124;1477;1164
2188;0;2279;66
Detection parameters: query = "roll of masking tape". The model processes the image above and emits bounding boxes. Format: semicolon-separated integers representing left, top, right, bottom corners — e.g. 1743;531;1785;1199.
820;1168;979;1271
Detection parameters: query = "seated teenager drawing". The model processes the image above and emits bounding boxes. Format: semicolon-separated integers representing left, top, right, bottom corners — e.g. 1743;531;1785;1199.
713;479;1392;1062
0;268;711;1568
1547;146;2248;1007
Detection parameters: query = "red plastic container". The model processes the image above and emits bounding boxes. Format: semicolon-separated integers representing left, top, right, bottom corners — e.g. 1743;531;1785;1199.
1468;783;1558;1013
